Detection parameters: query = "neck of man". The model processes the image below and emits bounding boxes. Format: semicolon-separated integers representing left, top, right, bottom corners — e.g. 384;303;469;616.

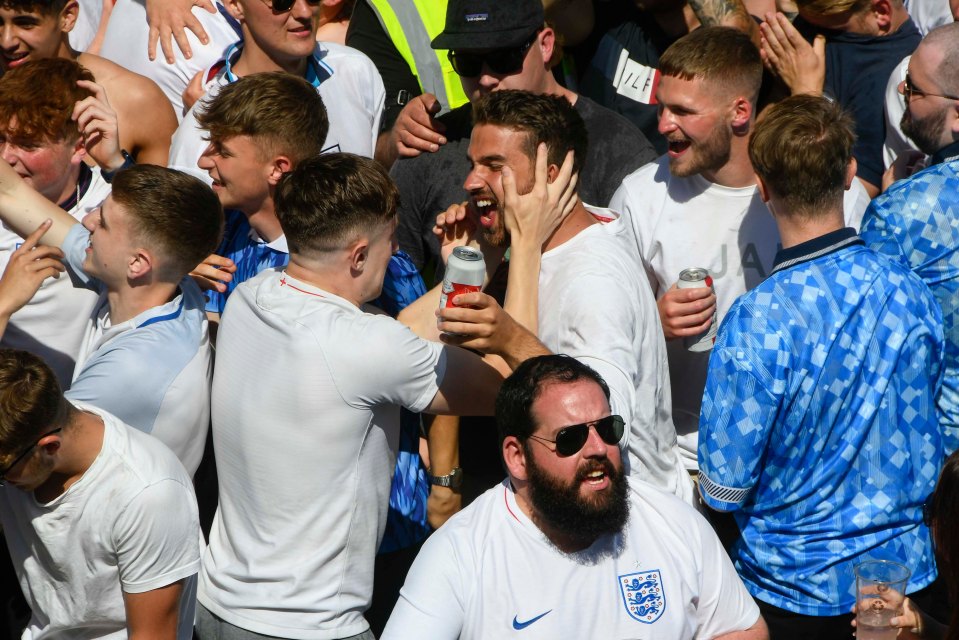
233;35;310;77
773;203;845;250
513;481;596;554
106;280;181;326
245;198;284;244
284;255;366;307
701;137;757;189
542;199;597;253
58;39;80;62
34;408;104;504
886;4;910;34
54;165;83;210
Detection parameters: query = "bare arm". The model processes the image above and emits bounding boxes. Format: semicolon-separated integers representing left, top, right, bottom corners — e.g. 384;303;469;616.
714;616;769;640
0;159;77;247
123;580;185;640
425;414;462;529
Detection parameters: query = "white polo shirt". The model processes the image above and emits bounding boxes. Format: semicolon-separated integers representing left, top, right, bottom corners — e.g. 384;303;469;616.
383;477;761;640
60;224;213;476
201;269;445;639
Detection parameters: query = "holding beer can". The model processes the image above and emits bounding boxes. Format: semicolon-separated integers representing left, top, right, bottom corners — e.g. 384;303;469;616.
439;247;486;309
678;267;717;352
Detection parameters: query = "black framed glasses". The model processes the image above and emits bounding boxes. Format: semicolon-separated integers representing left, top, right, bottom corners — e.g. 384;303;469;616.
0;428;61;485
528;415;625;457
260;0;320;13
447;31;540;78
903;74;959;103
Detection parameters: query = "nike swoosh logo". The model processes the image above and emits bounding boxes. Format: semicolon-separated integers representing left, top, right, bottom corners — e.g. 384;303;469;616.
512;610;552;630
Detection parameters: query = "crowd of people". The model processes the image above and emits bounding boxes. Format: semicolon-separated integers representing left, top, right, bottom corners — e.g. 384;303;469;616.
0;0;956;638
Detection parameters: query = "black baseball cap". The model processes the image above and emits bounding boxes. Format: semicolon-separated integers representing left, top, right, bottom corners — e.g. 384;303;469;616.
431;0;545;51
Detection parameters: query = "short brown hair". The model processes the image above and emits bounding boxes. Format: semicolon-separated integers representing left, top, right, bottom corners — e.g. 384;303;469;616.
275;153;397;256
0;58;93;144
0;0;67;17
749;94;855;216
111;165;224;279
659;26;762;103
196;72;329;163
0;349;65;463
471;90;588;176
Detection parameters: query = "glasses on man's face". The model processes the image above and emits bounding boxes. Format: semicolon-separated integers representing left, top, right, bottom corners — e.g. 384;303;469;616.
447;31;539;78
260;0;319;14
528;415;625;458
903;74;959;103
0;428;62;486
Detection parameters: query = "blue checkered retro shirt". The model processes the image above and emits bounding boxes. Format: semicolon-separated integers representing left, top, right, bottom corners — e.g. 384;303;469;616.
698;227;946;616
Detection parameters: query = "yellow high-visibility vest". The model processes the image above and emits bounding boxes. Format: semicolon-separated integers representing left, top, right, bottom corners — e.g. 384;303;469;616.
367;0;469;114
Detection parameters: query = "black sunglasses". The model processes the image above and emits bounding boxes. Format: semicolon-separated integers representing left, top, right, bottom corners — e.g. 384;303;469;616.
447;31;539;78
261;0;320;13
528;415;625;457
0;428;62;486
903;74;959;103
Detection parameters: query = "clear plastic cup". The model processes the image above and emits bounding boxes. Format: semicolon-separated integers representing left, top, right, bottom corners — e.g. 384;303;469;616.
855;560;911;640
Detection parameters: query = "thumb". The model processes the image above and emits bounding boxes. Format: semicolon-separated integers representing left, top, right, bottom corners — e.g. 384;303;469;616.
813;34;826;59
425;93;442;114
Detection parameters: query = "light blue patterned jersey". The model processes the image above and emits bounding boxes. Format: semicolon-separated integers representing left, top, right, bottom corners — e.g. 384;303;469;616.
698;231;945;616
861;158;959;454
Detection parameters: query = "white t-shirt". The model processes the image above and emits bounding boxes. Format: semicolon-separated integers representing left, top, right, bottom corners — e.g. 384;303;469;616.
382;477;760;640
0;166;111;388
60;225;213;476
168;40;384;176
904;0;955;34
98;0;240;118
201;269;446;639
539;207;691;503
0;403;200;640
883;56;924;169
610;156;870;468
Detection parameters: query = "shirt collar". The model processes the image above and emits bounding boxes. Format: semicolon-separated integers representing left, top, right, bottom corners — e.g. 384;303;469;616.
931;140;959;166
771;227;863;275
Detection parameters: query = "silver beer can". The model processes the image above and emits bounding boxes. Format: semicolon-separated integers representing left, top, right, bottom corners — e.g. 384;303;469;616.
678;267;717;352
439;246;486;309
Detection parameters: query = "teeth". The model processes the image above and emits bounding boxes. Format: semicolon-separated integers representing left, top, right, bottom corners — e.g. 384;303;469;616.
586;470;603;478
475;199;492;208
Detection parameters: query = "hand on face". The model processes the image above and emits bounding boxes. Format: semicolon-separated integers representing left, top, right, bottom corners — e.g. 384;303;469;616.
502;143;578;252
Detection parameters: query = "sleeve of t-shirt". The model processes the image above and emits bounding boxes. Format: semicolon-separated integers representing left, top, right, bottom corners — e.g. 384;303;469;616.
697;303;781;512
112;479;201;593
691;509;762;637
380;528;467;640
331;315;446;413
345;0;423;131
608;178;661;296
392;156;434;271
61;223;104;292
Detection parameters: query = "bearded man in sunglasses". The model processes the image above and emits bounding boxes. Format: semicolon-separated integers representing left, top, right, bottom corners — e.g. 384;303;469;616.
382;354;768;640
861;23;959;455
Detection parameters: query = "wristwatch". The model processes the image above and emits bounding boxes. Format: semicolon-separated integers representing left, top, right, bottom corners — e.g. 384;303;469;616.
428;467;463;489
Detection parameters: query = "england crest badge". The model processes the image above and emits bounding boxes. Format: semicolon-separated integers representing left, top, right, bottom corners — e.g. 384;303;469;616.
618;570;666;624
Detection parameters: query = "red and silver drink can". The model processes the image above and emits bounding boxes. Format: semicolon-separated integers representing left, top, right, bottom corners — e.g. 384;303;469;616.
439;246;486;309
678;267;717;352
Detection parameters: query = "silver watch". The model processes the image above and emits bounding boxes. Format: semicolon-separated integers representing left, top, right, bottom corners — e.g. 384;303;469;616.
428;466;463;489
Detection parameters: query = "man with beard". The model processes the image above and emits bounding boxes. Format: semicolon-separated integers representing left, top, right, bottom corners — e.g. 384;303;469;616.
609;27;870;474
381;355;767;639
860;22;959;453
399;90;693;504
699;95;946;639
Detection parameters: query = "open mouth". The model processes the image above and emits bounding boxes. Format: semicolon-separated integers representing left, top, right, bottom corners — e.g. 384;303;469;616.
2;51;29;68
667;138;691;157
579;462;613;490
472;196;498;229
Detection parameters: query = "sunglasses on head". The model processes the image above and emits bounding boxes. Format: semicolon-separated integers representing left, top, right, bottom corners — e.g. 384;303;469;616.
0;427;62;486
447;31;540;78
260;0;319;13
528;415;625;457
903;73;959;103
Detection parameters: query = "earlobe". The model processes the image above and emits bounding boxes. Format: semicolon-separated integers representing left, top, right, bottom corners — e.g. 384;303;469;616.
731;97;753;128
224;0;244;21
129;250;154;280
268;156;293;186
349;239;370;273
539;28;555;65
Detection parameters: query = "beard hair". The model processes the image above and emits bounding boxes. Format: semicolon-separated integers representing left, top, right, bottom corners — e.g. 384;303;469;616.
525;446;630;548
668;123;733;178
901;106;948;156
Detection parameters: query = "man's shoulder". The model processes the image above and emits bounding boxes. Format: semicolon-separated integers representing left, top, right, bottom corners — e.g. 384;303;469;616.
618;154;671;190
879;161;959;211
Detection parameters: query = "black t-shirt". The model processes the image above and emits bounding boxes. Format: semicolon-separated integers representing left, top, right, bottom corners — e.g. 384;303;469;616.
345;0;423;131
392;95;657;278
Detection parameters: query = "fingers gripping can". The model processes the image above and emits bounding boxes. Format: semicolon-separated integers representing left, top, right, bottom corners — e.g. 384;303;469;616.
678;267;717;352
439;247;486;309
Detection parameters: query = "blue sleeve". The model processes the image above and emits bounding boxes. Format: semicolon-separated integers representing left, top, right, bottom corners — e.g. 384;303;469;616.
61;223;103;292
697;304;782;511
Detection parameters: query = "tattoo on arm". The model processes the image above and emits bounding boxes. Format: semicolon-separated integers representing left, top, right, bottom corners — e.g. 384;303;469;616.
688;0;751;27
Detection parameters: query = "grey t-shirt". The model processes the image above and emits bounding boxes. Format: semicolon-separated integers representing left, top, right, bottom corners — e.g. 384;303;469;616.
392;95;656;278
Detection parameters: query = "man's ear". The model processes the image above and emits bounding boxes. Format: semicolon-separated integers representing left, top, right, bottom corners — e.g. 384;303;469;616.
844;157;858;190
872;0;893;31
503;436;529;481
37;433;62;457
268;155;293;186
128;247;155;281
538;27;557;68
224;0;245;22
755;172;770;203
348;236;371;274
730;96;753;131
59;0;79;34
71;137;86;164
